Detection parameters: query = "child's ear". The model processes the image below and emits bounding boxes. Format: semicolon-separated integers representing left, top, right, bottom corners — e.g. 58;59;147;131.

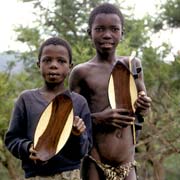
87;28;92;38
120;31;124;42
37;61;40;68
67;63;73;75
69;63;73;69
121;30;124;37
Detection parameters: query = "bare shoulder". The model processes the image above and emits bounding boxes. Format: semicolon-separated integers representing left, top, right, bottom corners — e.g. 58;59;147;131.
117;56;142;68
69;60;96;92
71;60;97;76
69;60;96;85
70;62;86;77
134;57;142;67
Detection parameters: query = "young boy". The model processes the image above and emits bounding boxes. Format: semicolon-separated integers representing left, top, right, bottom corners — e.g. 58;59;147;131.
69;3;151;180
4;37;92;180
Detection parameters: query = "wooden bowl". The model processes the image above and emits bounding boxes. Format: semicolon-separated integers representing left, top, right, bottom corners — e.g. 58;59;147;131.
108;60;138;144
108;60;137;112
34;91;73;161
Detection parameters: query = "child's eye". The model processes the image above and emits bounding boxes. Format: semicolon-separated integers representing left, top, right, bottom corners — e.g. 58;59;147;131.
42;57;51;63
58;59;67;64
112;27;120;32
95;27;104;32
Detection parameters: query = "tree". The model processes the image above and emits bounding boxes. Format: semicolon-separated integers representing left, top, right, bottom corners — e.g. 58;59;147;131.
135;46;180;180
162;0;180;28
0;69;25;179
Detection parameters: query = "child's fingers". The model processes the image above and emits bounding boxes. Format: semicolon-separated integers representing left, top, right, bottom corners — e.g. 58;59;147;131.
73;116;84;127
76;118;83;127
138;91;152;103
29;144;37;154
80;121;86;129
72;116;86;135
138;91;146;96
73;116;80;126
29;153;38;160
78;124;86;133
75;120;86;132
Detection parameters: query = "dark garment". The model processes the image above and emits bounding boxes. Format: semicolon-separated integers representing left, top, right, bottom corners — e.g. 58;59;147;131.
4;89;92;178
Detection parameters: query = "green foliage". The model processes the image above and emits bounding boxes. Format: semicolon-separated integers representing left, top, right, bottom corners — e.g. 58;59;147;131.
136;44;180;179
15;26;41;51
164;154;180;179
117;17;149;56
0;73;14;134
162;0;180;28
153;0;180;30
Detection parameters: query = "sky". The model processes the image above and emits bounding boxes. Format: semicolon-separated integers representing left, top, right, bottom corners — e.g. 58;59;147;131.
0;0;35;52
0;0;179;55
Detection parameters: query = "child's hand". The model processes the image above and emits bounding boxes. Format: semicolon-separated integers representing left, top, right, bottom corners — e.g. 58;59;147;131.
92;107;135;128
29;144;42;163
72;116;86;136
135;91;152;116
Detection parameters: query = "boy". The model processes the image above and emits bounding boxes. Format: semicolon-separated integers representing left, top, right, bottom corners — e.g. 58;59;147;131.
4;37;92;179
69;3;151;180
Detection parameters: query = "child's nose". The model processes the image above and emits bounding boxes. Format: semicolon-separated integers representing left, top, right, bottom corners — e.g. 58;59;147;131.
103;30;112;38
50;60;59;68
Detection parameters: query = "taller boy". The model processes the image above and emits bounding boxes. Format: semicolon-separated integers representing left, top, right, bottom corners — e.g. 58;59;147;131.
69;3;151;180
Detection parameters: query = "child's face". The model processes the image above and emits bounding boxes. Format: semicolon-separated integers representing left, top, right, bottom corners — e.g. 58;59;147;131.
90;13;122;54
38;44;72;84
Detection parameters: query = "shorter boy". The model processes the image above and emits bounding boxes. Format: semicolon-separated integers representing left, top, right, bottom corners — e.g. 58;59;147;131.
4;37;92;180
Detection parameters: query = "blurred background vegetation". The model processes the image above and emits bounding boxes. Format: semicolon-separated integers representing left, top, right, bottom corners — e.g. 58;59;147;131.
0;0;180;179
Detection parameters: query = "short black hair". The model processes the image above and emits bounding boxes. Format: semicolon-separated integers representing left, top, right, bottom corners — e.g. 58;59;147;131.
38;37;72;64
88;3;124;30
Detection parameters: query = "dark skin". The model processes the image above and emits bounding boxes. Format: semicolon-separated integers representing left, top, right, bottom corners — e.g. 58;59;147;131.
69;13;151;180
29;44;86;162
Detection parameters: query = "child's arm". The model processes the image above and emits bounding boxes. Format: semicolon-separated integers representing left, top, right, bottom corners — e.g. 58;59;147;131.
68;98;92;159
69;64;83;94
133;58;152;116
135;91;152;116
4;95;32;160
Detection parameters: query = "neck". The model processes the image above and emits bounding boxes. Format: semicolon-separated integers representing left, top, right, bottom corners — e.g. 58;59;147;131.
96;52;116;64
42;83;66;94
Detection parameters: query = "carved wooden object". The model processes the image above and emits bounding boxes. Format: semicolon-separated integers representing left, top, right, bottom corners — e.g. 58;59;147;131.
34;92;73;161
108;52;137;144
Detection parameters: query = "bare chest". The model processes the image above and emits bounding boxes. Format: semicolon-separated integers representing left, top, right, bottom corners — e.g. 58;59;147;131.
84;68;112;112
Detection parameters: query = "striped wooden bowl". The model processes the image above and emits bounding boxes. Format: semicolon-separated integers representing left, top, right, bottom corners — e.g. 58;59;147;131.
34;91;73;161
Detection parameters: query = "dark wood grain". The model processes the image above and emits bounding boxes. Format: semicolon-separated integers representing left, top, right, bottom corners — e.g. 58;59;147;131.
34;93;73;161
108;60;138;143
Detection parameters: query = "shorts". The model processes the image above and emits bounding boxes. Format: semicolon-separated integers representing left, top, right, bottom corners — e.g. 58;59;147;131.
26;169;81;180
